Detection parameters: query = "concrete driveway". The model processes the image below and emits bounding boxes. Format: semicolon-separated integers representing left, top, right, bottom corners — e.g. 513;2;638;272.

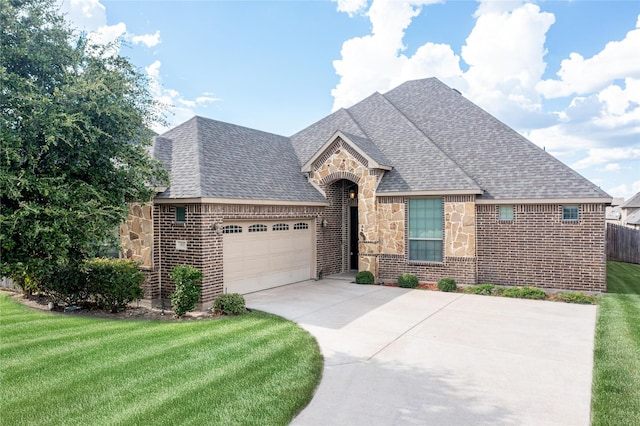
244;279;597;426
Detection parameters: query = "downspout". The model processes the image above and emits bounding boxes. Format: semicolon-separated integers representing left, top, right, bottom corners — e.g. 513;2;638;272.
158;206;164;315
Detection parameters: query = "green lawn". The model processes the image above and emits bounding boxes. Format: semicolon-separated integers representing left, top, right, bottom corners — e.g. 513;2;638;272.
0;293;322;426
591;261;640;425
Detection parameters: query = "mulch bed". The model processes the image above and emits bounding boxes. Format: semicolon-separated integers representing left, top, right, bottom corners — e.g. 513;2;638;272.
3;290;214;321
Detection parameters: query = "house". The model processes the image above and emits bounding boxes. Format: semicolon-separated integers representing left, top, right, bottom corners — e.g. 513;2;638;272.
605;198;624;223
619;192;640;229
120;78;611;308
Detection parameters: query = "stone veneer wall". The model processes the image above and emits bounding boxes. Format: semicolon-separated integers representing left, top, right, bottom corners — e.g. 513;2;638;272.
376;195;477;285
476;203;607;292
144;203;324;309
120;203;153;268
310;137;381;275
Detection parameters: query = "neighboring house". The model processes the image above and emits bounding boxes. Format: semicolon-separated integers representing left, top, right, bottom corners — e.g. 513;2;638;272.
605;197;624;223
620;192;640;229
121;78;611;308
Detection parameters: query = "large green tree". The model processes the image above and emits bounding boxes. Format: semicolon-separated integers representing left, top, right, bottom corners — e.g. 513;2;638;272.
0;0;168;286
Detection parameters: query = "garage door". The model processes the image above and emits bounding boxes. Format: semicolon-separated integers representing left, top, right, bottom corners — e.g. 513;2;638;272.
223;219;314;294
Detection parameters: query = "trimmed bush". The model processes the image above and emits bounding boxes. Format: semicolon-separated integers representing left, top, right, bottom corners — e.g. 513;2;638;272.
437;277;457;292
213;293;246;316
502;286;546;300
397;273;419;289
43;262;89;306
85;259;145;312
355;271;375;284
170;265;203;317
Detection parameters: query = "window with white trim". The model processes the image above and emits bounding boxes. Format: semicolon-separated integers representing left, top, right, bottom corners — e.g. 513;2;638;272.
408;198;443;262
562;206;579;221
293;223;309;230
272;223;289;231
499;205;514;221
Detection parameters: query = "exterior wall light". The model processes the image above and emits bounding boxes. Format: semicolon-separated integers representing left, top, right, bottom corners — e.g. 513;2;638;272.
322;219;329;228
349;188;356;199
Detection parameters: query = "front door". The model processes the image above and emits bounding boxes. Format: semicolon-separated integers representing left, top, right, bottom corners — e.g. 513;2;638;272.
350;206;359;270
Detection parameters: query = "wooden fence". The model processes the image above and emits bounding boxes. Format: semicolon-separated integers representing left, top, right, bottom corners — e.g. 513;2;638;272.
607;223;640;264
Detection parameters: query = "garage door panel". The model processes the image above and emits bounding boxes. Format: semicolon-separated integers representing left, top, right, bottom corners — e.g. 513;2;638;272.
223;219;314;294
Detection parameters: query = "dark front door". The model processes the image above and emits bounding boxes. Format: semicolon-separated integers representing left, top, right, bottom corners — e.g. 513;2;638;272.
350;206;359;270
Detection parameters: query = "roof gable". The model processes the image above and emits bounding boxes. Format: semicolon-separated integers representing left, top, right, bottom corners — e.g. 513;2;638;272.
301;130;392;173
621;192;640;208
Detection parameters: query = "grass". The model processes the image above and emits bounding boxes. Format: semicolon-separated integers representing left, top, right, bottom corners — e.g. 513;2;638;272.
0;293;322;426
591;261;640;425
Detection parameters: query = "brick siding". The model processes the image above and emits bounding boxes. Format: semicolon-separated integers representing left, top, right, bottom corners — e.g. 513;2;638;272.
476;203;607;292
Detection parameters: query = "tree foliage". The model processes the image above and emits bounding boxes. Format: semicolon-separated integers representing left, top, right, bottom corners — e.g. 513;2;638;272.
0;0;168;286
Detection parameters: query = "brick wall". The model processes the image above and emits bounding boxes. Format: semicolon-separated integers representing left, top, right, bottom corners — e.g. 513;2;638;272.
476;203;607;292
378;255;477;285
145;202;324;308
317;181;350;276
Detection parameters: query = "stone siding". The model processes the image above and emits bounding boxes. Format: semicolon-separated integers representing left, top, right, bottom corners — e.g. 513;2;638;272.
377;197;405;255
444;199;475;257
120;203;153;268
476;203;607;292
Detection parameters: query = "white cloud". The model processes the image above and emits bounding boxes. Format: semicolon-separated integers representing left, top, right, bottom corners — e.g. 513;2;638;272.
571;147;640;170
334;0;368;16
603;163;622;172
607;180;640;200
86;22;126;46
460;3;555;122
145;61;222;133
523;124;598;158
195;96;222;105
331;0;455;111
331;0;555;128
537;16;640;98
131;30;161;48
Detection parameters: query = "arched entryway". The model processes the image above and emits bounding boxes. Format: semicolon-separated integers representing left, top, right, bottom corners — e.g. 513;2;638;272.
319;177;359;275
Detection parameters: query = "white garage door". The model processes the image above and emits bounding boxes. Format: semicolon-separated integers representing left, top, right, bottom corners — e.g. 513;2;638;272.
223;219;314;294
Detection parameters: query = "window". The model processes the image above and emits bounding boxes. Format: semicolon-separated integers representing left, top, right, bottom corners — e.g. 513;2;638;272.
294;223;309;230
499;205;514;221
562;206;579;221
223;225;242;234
248;224;267;233
272;223;289;231
408;198;443;262
175;206;186;223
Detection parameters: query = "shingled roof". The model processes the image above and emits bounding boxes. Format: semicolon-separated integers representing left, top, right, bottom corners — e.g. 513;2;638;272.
153;116;325;203
154;78;610;203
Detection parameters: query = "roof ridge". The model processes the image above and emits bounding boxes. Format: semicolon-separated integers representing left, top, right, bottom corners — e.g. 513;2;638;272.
344;107;373;141
379;91;483;191
193;117;205;197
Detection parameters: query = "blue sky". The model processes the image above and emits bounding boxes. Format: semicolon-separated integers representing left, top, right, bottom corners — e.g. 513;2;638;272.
60;0;640;200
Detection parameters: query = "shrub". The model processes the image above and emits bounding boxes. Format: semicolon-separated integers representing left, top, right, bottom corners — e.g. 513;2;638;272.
464;283;497;296
437;277;457;292
42;262;89;306
86;258;145;313
502;286;546;300
213;293;246;316
397;273;419;289
170;265;203;317
355;271;375;284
